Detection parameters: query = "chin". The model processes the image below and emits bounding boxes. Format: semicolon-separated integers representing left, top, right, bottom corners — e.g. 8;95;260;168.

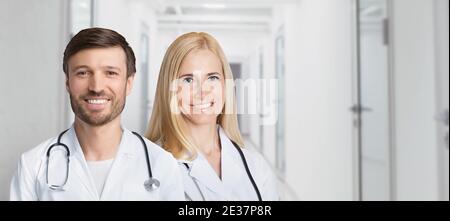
186;114;218;126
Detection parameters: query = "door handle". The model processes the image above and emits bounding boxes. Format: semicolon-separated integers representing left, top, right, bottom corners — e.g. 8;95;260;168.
436;109;449;149
350;104;373;114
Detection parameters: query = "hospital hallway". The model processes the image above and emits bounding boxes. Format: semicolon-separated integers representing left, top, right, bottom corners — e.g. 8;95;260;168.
0;0;448;201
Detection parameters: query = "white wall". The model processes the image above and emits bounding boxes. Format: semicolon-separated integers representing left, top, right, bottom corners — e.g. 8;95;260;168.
390;0;441;200
0;0;67;200
260;36;277;167
271;0;356;200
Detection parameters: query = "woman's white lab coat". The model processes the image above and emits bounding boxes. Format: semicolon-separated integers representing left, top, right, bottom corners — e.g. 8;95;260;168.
179;127;279;201
10;126;185;201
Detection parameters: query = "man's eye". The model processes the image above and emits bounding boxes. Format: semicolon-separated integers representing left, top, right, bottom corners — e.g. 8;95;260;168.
107;71;118;76
76;71;88;76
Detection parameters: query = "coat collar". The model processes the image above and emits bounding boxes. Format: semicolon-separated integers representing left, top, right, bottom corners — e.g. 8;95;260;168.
179;126;247;199
64;125;134;158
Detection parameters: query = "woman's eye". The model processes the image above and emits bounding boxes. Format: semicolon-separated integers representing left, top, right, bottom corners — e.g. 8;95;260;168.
182;77;194;84
208;75;220;81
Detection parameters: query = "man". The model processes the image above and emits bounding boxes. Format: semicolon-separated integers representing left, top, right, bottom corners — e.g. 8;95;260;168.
10;27;184;200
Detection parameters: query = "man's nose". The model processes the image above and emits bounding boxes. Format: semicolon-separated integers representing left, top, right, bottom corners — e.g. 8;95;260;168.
88;72;105;93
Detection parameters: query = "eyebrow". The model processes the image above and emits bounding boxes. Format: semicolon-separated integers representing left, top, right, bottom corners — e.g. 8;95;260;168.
178;72;220;78
179;73;193;78
71;65;90;72
207;72;220;76
71;65;121;72
103;66;121;71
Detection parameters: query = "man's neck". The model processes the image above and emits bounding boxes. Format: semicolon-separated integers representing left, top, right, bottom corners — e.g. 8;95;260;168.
74;117;122;161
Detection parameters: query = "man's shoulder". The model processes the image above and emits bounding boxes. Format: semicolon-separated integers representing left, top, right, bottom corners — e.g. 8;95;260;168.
142;137;175;160
18;135;57;172
23;136;56;157
124;129;175;161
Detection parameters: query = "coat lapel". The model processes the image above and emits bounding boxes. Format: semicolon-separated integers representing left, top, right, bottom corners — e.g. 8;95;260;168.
66;126;98;200
219;127;248;199
187;153;231;199
98;129;133;200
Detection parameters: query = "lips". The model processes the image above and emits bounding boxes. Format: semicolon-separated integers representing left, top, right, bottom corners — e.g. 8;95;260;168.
190;101;214;112
86;99;108;104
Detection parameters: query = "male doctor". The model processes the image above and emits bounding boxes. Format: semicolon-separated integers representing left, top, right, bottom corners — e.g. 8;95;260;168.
10;28;184;200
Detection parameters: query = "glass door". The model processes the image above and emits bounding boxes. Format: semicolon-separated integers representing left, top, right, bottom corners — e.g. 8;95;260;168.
139;24;150;132
275;28;285;177
356;0;392;200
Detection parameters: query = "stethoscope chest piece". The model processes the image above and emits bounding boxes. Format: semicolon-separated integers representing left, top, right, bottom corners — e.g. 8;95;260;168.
144;178;160;192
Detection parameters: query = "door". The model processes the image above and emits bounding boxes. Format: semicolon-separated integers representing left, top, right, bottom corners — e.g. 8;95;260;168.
356;0;392;200
230;63;245;134
275;29;285;177
434;0;449;201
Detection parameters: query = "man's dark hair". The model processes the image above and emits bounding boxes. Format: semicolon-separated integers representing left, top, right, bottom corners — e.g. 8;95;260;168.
63;27;136;77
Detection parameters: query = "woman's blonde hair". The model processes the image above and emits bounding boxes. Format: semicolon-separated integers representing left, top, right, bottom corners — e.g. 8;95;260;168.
145;32;244;160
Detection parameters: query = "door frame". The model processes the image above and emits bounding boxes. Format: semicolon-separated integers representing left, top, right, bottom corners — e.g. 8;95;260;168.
434;0;449;201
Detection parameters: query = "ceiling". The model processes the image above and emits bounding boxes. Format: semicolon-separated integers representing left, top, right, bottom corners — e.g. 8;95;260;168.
150;0;299;31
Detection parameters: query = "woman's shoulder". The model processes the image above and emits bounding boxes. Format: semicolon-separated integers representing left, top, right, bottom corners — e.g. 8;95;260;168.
239;145;269;170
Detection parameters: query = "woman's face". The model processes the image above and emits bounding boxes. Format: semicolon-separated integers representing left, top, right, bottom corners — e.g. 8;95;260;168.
176;49;225;126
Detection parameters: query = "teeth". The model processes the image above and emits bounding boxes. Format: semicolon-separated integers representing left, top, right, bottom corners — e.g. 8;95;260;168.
87;99;107;104
194;102;213;109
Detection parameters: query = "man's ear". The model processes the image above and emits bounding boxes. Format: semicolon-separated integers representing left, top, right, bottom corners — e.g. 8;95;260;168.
126;74;135;96
65;75;70;92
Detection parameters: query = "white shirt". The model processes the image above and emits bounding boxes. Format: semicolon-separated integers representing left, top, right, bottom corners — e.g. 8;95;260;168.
10;125;185;201
86;159;114;197
179;127;279;201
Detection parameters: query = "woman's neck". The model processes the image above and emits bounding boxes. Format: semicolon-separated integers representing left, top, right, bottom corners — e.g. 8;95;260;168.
188;123;220;156
187;122;222;179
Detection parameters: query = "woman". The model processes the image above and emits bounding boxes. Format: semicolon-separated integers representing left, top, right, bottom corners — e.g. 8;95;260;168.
145;32;278;201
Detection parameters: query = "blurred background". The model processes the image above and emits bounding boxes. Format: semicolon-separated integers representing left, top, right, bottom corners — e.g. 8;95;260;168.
0;0;448;201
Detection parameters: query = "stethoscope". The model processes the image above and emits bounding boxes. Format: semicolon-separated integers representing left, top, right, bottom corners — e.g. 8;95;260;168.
45;129;160;192
183;140;262;201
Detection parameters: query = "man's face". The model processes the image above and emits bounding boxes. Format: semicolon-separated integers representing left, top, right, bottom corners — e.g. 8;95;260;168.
66;46;134;126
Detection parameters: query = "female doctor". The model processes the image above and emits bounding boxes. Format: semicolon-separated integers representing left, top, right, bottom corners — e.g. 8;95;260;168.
145;32;279;201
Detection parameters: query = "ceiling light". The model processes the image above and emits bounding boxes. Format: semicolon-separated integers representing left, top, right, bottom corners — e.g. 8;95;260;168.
203;4;226;9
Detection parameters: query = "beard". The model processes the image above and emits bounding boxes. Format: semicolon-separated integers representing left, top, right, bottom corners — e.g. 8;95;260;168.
69;90;126;126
